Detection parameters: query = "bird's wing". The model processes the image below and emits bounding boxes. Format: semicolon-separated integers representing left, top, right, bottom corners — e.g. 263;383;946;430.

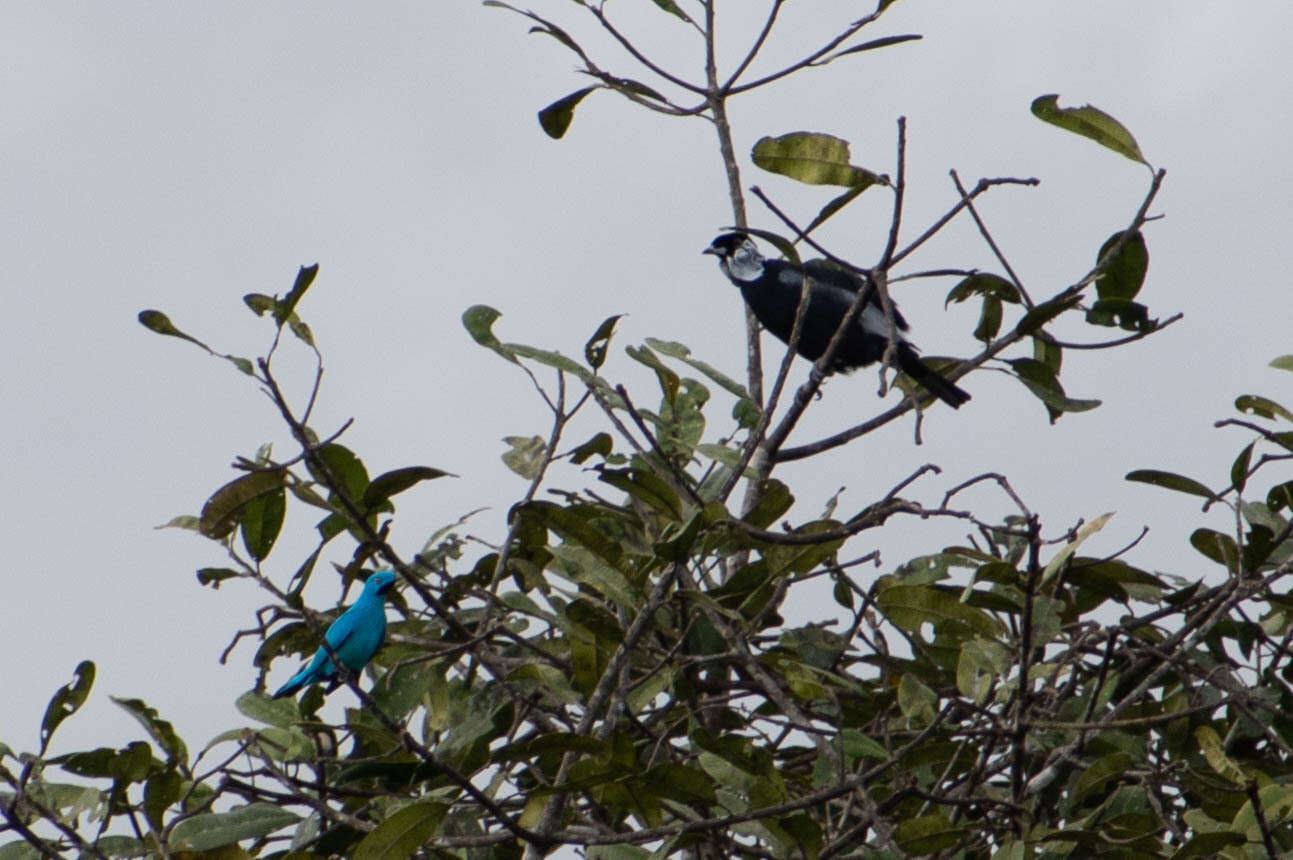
789;261;911;333
324;607;361;650
328;599;387;669
801;259;865;292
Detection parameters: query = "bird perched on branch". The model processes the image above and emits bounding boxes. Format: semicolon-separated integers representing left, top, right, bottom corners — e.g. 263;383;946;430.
703;232;970;408
272;569;397;699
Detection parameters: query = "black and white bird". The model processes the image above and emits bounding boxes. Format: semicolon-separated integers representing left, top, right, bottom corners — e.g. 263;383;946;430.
704;232;970;409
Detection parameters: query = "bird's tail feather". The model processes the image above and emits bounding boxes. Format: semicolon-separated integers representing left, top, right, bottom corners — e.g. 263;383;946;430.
271;679;303;699
895;346;971;409
271;668;314;699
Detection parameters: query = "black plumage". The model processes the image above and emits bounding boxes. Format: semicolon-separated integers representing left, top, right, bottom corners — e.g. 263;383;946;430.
704;232;970;408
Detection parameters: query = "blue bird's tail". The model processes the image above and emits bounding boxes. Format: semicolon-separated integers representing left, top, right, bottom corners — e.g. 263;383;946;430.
271;668;315;699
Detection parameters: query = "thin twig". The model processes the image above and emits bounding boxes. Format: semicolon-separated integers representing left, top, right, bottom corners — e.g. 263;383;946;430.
950;169;1035;308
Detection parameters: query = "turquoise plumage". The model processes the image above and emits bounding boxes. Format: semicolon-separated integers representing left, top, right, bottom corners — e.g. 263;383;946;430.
272;570;397;699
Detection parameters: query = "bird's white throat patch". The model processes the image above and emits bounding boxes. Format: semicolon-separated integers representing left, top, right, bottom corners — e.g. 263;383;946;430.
722;239;765;283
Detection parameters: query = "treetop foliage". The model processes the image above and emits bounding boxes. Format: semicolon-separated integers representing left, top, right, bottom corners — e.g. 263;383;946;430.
6;3;1293;859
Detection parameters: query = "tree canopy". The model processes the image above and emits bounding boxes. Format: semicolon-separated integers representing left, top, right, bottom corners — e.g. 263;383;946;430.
5;3;1293;859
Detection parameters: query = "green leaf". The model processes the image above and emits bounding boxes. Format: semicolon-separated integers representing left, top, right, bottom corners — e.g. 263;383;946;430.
957;636;1012;704
1267;480;1293;513
1234;785;1293;848
274;264;319;326
569;432;614;464
602;77;668;105
642;763;717;805
655;511;703;562
626;343;680;405
975;295;1003;342
144;768;182;830
1014;289;1083;336
40;660;95;750
310;443;370;504
110;697;188;765
495;732;610;762
1270;355;1293;372
137;309;212;352
502;435;548;480
741;479;794;529
1190;528;1241;573
235;691;299;729
539;86;598;139
1236;394;1293;422
1071;751;1131;805
240;487;286;561
840;729;887;761
170;803;300;851
802;185;866;234
510;343;594;380
506;662;581;705
1126;469;1214;500
199;469;286;541
945;273;1022;307
1195;726;1245;785
825;33;921;61
54;741;154;782
896;673;938;724
832;577;853;609
751;132;888;189
1007;358;1100;422
352;802;447;860
647;0;688;20
877;584;1004;638
155;514;200;531
1167;830;1247;858
242;293;276;316
1030;94;1148;164
1085;298;1152;331
893;814;961;855
566;597;624;642
91;836;150;857
1041;511;1114;582
585;314;623;370
1094;231;1148;302
644;338;752;402
598;467;682;520
1033;335;1063;374
521;501;627;573
286;315;315;346
196;567;242;589
363;466;454;511
225;355;255;375
462;304;518;363
1231;441;1255;494
0;841;44;859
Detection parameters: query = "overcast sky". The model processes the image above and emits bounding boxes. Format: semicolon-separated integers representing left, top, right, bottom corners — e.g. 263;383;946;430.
5;0;1292;767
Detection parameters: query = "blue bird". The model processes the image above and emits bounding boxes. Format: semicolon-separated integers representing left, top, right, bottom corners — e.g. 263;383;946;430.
272;570;398;699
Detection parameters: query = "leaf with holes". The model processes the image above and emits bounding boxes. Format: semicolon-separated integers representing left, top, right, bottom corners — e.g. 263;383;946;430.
40;661;95;750
1031;94;1148;164
199;470;286;541
752;132;887;189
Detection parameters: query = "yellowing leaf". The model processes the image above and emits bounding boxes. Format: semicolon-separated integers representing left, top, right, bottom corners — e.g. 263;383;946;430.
1031;94;1148;164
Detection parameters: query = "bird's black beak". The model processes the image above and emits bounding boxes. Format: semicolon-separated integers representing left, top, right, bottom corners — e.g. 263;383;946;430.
702;245;719;256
